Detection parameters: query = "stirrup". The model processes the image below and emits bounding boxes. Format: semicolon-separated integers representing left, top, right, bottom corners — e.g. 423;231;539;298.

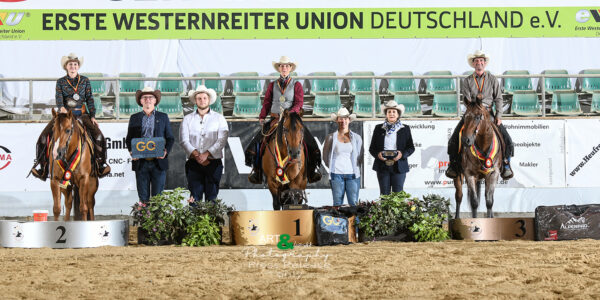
445;163;459;179
31;167;47;181
98;165;111;178
248;169;262;184
308;171;322;183
501;166;513;180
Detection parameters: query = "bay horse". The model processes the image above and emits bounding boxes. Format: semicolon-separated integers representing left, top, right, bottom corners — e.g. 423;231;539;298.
262;111;307;210
453;98;503;219
49;109;98;221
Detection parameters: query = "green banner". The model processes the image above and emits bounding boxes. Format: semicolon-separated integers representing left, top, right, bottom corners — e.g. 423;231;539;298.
1;7;600;40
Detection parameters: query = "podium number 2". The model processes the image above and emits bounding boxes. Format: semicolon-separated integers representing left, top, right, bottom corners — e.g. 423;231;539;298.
56;226;67;243
515;220;526;238
293;219;301;236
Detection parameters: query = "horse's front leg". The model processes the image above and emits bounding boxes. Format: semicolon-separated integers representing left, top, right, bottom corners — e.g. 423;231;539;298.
484;173;499;218
465;176;479;218
63;186;73;221
50;181;62;221
267;179;281;210
453;175;463;219
78;177;90;221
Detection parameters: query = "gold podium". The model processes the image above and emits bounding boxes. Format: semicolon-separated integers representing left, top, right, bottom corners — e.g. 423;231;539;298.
450;218;535;241
231;210;316;245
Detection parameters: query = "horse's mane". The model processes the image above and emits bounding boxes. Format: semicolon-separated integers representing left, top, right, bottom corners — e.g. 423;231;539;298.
277;112;303;145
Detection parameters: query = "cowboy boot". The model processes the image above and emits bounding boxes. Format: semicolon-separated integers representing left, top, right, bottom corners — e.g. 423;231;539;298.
248;166;263;184
445;137;460;179
95;134;111;178
31;141;49;181
501;157;514;179
307;149;322;183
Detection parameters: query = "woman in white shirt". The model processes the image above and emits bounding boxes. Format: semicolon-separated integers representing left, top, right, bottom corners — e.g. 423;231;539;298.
322;108;363;206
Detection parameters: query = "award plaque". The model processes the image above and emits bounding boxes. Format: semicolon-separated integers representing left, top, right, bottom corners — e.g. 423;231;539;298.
381;150;398;166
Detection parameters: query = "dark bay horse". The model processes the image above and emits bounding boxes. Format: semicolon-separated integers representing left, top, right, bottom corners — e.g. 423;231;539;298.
49;109;98;221
453;98;503;218
262;111;307;210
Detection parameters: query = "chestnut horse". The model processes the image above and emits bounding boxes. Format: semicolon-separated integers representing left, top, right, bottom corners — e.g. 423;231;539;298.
49;109;98;221
262;111;307;210
453;98;503;219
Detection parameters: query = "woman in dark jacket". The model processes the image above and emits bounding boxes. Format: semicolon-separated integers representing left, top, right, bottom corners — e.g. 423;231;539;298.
369;100;415;195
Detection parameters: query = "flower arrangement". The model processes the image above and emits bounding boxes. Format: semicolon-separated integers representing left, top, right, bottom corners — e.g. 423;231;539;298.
358;192;450;242
131;188;234;246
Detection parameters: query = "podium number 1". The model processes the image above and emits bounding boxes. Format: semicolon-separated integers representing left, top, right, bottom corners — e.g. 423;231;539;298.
293;219;301;236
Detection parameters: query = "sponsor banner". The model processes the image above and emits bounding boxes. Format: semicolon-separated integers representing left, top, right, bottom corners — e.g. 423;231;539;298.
1;7;600;40
362;119;565;189
565;119;600;187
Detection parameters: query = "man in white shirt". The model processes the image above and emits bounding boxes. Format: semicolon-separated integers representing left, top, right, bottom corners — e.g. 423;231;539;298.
180;85;229;203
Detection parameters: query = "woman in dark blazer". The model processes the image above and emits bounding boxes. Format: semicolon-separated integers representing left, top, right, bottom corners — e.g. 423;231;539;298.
369;100;415;195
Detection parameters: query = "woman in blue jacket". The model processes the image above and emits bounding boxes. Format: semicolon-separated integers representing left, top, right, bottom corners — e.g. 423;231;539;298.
322;108;363;206
369;101;415;195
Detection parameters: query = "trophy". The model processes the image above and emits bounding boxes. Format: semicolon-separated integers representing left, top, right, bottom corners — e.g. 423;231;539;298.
381;150;398;166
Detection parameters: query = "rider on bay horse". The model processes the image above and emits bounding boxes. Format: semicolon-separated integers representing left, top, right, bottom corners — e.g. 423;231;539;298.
244;56;322;184
445;50;514;180
30;53;111;180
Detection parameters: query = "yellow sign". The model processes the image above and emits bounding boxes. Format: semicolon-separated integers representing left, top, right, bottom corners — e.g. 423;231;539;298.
135;140;156;152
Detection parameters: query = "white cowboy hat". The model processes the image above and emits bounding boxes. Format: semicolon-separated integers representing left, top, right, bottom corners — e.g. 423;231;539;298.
61;53;83;70
272;56;297;73
188;85;217;105
467;50;490;69
381;100;405;116
330;107;357;122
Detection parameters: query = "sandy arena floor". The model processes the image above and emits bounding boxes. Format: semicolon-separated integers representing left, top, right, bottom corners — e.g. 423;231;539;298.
1;235;600;299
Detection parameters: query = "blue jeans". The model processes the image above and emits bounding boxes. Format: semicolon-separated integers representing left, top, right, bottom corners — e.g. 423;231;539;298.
186;159;223;204
135;159;167;203
376;169;406;195
330;173;360;206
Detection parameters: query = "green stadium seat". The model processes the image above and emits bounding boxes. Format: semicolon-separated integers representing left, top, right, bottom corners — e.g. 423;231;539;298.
232;72;261;93
310;72;338;93
352;92;381;118
551;91;582;115
387;71;416;93
155;73;184;117
511;91;540;116
349;71;377;94
426;71;455;93
193;72;223;94
118;73;145;116
81;72;106;116
393;92;421;116
312;92;341;117
591;92;600;114
579;69;600;93
503;70;533;93
233;93;262;117
541;69;571;94
432;91;458;117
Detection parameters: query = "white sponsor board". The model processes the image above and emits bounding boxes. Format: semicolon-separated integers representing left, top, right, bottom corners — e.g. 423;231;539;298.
0;123;136;192
362;119;565;189
565;119;600;187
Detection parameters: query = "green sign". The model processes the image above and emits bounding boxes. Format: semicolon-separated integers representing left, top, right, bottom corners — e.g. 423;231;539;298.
1;7;599;40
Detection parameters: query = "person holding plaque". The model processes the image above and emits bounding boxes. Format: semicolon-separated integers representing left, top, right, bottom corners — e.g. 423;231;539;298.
30;53;110;180
244;56;321;184
322;108;363;206
126;87;175;203
180;85;229;204
445;50;514;179
369;100;415;195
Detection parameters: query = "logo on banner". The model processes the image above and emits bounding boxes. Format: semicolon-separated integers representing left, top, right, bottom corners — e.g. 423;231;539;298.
98;225;110;241
0;145;13;171
0;12;26;26
11;224;23;241
560;217;589;230
247;219;260;236
576;9;600;23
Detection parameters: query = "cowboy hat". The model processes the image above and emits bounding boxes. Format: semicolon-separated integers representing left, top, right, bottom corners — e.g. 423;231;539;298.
61;53;83;70
467;50;490;69
272;56;297;73
187;85;217;105
135;86;161;106
330;107;357;122
381;100;405;116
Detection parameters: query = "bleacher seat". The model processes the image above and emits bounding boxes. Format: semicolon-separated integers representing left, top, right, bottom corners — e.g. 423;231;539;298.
385;71;421;116
592;92;600;114
352;92;381;117
511;91;540;116
393;92;421;116
425;71;455;93
387;71;416;93
551;91;582;115
578;69;600;93
503;70;533;93
155;72;184;117
348;71;377;93
232;72;261;117
118;73;144;116
81;72;106;116
193;72;223;113
432;91;458;117
540;69;571;94
310;72;341;117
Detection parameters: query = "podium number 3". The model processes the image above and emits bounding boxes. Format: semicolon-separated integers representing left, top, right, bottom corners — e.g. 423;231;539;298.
515;220;526;238
56;226;67;243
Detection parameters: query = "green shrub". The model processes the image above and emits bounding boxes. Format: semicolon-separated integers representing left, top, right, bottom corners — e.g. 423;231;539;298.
409;214;450;242
182;214;221;247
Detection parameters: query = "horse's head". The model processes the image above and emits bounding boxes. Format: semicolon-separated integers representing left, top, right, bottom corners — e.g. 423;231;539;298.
279;110;304;161
51;108;76;161
461;99;489;147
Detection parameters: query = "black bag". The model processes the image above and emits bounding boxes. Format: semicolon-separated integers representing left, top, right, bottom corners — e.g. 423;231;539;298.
314;209;349;246
535;204;600;241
